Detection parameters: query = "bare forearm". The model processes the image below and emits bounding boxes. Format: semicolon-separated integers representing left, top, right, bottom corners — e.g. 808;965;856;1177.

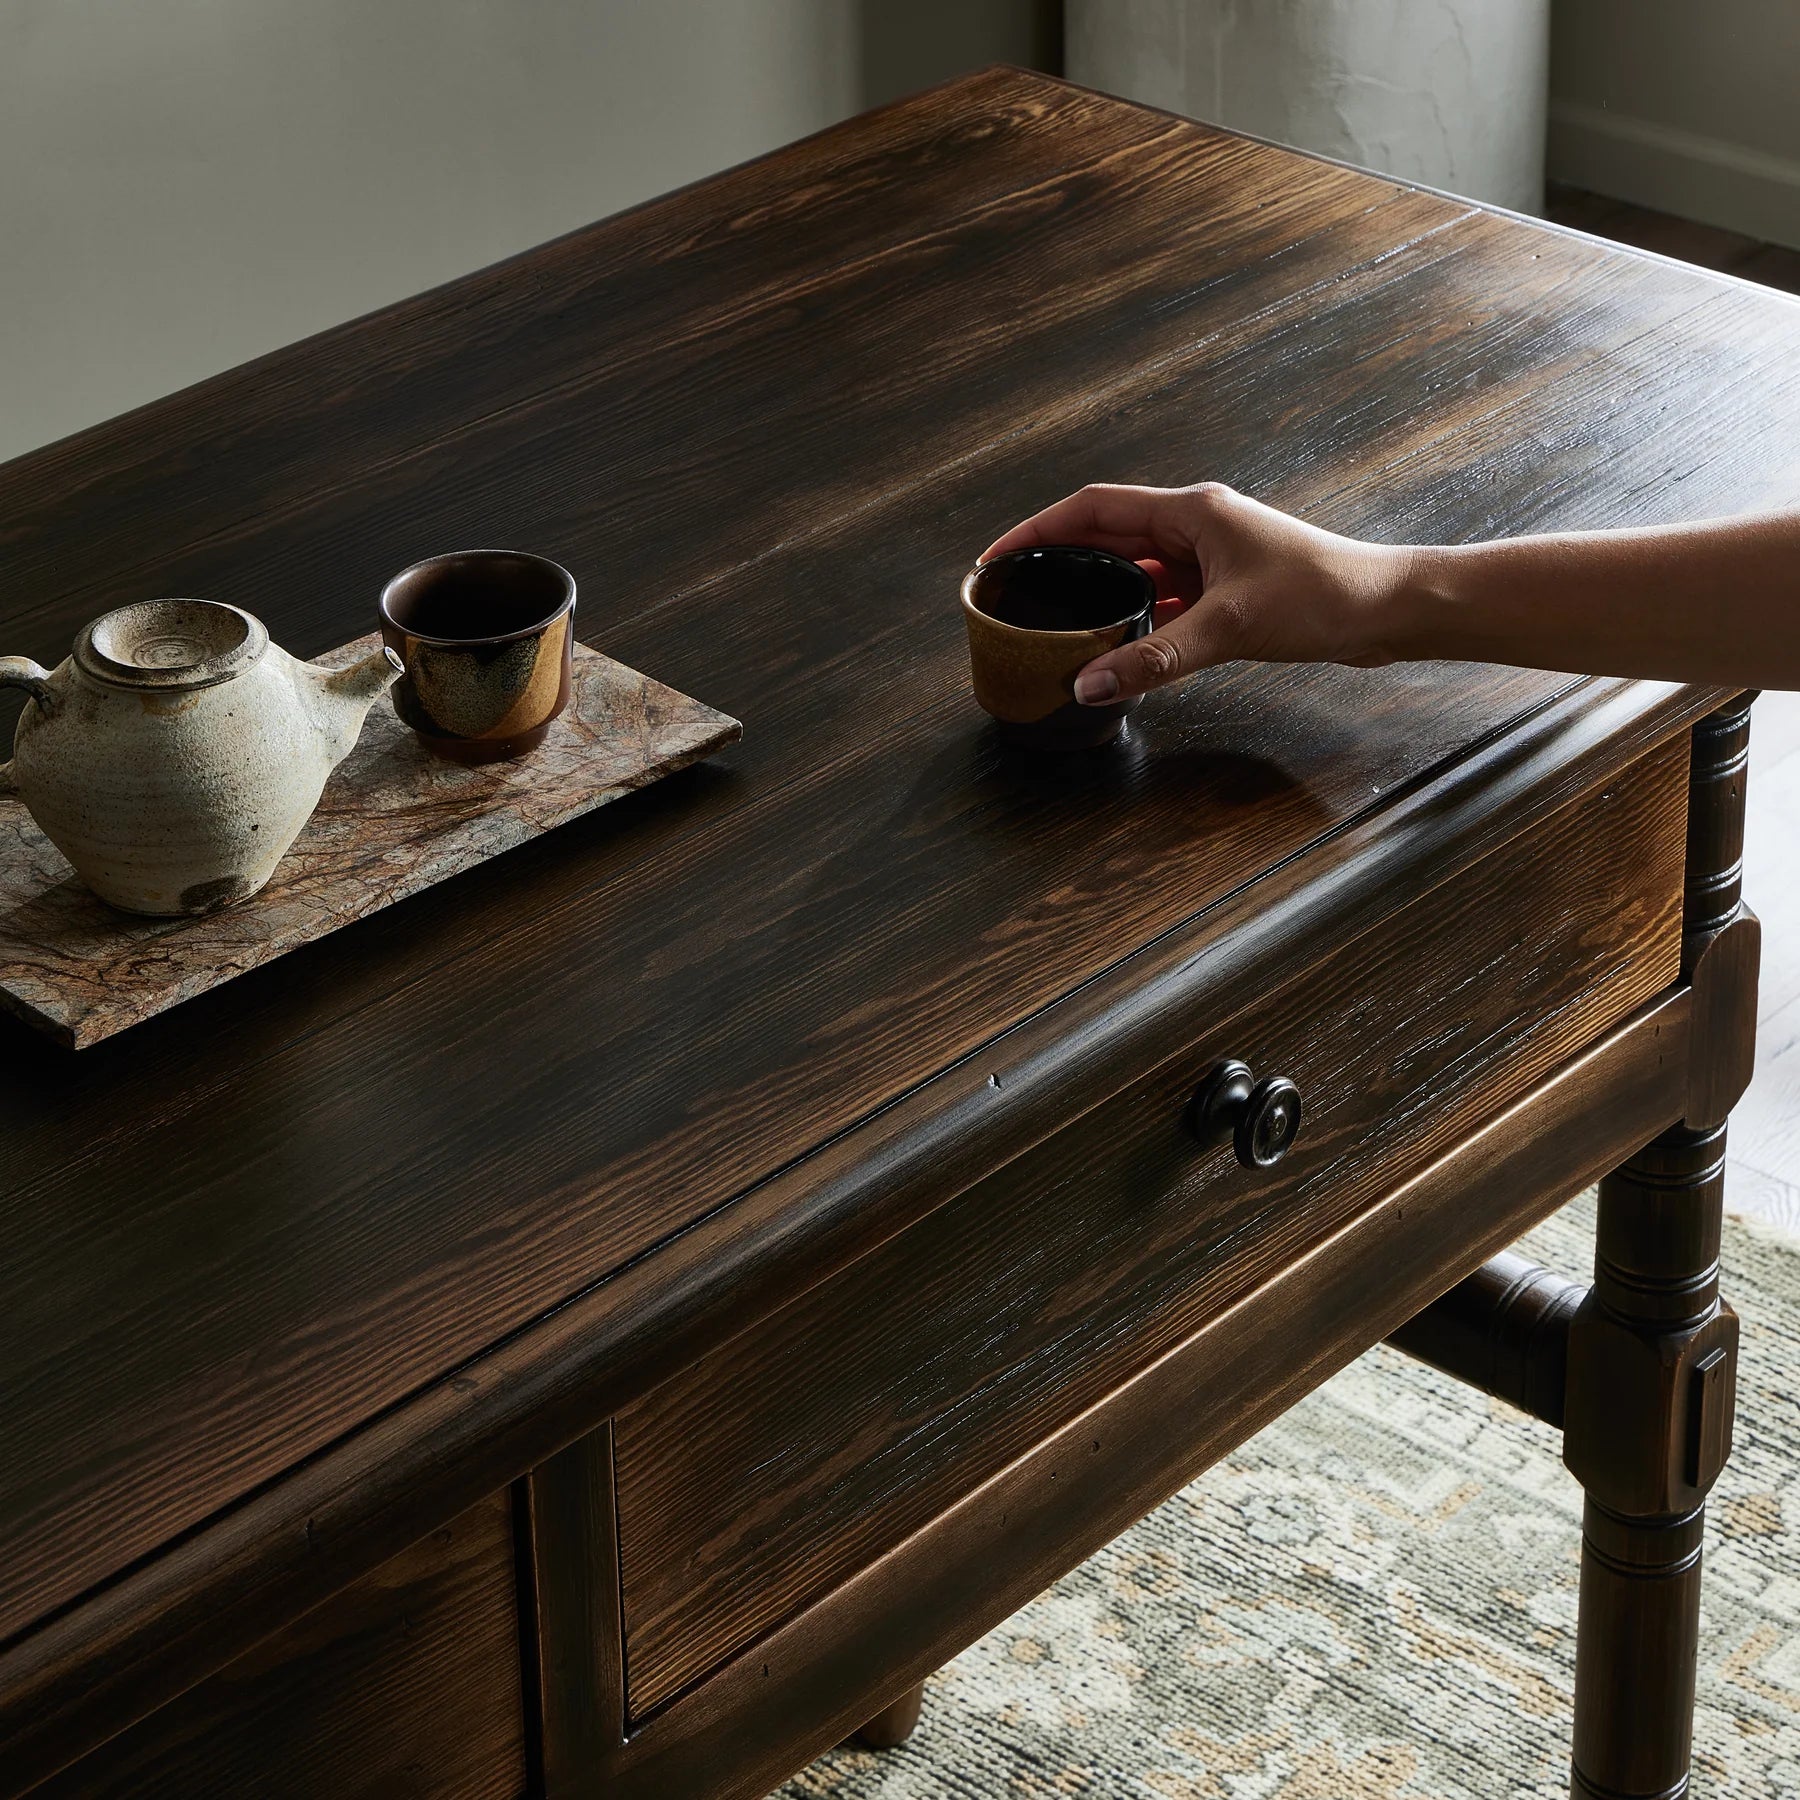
1387;511;1800;687
982;484;1800;702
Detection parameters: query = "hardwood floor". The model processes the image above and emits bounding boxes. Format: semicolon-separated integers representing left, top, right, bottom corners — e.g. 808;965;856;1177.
1547;185;1800;1231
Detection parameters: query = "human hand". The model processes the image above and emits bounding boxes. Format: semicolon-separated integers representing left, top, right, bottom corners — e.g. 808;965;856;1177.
980;482;1417;704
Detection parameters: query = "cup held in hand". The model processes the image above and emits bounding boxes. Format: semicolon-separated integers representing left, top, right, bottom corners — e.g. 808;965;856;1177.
960;546;1156;748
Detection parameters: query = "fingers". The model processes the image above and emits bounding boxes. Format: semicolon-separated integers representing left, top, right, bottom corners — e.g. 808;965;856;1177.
980;483;1195;564
1073;594;1232;704
979;483;1241;702
1138;557;1205;608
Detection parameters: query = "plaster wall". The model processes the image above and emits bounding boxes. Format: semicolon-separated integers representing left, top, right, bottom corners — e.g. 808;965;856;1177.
1068;0;1552;213
1551;0;1800;247
0;1;1055;464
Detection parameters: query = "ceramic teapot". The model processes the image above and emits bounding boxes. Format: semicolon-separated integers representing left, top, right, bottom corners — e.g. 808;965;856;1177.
0;599;401;916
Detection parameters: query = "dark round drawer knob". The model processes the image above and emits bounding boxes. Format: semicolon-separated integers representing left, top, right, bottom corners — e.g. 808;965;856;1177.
1187;1059;1303;1169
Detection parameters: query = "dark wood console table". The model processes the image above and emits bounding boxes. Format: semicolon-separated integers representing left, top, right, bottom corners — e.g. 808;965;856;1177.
0;67;1787;1800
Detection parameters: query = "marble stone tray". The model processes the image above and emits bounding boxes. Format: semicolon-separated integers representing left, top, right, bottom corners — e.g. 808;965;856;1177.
0;637;740;1048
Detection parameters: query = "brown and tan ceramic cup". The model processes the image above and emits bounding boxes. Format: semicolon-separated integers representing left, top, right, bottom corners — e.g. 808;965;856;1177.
379;550;576;763
960;546;1157;749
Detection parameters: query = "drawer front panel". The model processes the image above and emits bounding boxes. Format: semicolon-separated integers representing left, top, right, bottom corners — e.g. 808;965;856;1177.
42;1494;526;1800
615;737;1688;1718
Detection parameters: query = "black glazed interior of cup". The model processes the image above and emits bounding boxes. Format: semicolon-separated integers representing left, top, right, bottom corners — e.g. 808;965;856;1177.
380;551;573;644
966;545;1155;631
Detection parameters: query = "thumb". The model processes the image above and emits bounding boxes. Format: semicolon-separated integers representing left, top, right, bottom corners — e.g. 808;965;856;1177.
1073;600;1229;704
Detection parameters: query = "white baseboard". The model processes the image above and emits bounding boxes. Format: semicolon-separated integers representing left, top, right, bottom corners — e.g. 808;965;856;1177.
1549;99;1800;249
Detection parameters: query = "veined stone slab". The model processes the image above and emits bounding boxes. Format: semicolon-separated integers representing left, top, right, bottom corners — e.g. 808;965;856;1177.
0;636;739;1048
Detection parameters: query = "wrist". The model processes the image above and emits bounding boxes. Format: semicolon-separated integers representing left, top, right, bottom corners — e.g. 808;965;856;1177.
1366;542;1467;664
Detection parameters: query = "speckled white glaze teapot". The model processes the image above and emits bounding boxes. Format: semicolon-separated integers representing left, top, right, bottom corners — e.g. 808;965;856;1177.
0;599;401;916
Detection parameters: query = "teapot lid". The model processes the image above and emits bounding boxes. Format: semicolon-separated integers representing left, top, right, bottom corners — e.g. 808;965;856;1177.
75;600;269;692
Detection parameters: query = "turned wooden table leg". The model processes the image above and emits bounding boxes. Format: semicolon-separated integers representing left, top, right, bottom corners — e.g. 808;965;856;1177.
1565;1125;1736;1798
1562;697;1756;1799
854;1681;925;1749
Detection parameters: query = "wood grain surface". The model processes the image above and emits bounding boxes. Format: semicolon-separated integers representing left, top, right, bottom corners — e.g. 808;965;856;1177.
35;1493;523;1800
0;640;737;1047
520;1427;625;1794
614;737;1687;1716
2;64;1797;1787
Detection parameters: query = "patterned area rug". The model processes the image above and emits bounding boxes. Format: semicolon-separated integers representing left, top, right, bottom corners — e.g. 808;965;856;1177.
780;1196;1800;1798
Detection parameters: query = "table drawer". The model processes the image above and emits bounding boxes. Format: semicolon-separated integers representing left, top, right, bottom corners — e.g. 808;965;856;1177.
614;735;1689;1720
39;1494;526;1800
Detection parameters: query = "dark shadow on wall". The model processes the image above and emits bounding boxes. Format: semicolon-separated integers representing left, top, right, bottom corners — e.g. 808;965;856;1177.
857;0;1063;110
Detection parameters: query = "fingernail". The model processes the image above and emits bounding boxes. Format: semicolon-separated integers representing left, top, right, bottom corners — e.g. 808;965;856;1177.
1074;669;1119;705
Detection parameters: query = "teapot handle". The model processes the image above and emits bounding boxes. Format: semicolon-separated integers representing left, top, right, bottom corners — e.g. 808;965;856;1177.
1;656;55;713
0;658;55;797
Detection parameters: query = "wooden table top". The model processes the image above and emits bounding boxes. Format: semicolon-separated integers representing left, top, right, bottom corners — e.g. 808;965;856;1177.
2;65;1798;1767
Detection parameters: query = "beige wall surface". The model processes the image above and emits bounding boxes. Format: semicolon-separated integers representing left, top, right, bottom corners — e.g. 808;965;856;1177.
1068;0;1551;215
0;1;1056;465
1551;0;1800;246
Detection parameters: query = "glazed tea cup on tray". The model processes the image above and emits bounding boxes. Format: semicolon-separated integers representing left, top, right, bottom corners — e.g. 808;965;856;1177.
960;546;1156;749
379;550;576;763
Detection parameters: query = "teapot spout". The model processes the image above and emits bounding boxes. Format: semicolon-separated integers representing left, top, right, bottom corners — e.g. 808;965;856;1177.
327;644;405;711
310;645;403;763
